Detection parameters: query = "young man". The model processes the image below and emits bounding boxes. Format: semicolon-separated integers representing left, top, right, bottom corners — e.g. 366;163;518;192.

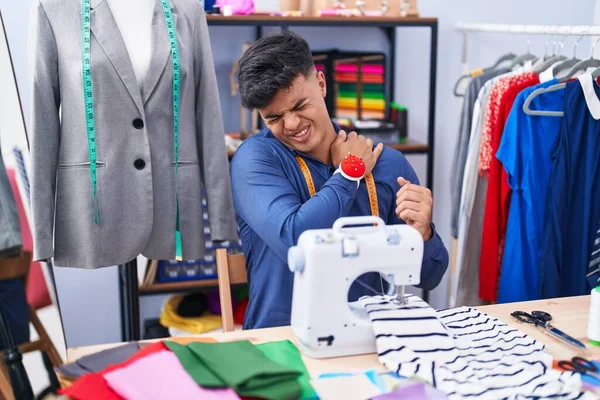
231;31;449;330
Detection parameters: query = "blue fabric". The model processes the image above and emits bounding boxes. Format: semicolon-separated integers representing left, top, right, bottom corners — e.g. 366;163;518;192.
0;279;30;350
496;79;564;303
231;124;449;329
539;79;600;298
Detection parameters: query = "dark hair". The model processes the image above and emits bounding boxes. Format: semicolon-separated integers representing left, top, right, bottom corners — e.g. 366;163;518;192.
237;31;315;110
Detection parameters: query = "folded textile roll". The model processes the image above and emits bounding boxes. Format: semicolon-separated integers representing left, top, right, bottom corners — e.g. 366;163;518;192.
165;340;302;400
360;295;589;400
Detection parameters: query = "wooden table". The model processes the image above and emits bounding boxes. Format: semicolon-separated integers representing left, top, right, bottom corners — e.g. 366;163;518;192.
67;296;599;377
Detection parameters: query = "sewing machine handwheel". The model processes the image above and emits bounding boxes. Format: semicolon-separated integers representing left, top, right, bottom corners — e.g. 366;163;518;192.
333;216;385;233
288;246;305;273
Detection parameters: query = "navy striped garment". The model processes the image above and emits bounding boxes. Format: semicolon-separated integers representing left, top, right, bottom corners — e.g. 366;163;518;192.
360;295;591;399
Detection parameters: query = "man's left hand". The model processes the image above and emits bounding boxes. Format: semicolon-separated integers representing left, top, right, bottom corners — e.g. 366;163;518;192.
395;177;433;241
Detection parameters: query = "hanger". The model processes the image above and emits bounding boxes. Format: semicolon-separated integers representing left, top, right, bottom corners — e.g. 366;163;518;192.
559;35;600;82
522;82;565;117
507;31;537;70
452;27;517;97
550;30;585;77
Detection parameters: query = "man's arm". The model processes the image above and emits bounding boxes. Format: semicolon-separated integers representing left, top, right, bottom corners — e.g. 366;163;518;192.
231;141;359;263
388;157;449;291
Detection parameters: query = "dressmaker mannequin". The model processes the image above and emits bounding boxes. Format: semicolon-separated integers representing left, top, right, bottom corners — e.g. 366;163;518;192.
28;0;237;340
106;0;153;88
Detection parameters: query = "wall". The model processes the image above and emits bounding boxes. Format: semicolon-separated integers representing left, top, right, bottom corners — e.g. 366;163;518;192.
0;0;596;347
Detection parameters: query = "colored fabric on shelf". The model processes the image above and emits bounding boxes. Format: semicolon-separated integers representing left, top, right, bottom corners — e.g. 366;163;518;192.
256;340;316;399
335;63;385;75
335;109;385;120
234;297;248;325
478;73;539;303
335;73;385;84
361;295;586;399
338;83;385;93
60;342;168;400
104;349;241;400
165;340;302;400
336;98;385;111
159;294;222;334
337;91;385;100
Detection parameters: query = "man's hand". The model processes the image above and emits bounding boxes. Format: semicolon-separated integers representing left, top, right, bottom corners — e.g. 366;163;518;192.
395;177;433;241
330;130;384;175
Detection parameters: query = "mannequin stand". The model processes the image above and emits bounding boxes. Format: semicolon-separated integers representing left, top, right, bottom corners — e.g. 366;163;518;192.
119;260;140;341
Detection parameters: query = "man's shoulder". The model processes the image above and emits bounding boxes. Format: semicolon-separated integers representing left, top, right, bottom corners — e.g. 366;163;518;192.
373;146;411;170
232;129;279;159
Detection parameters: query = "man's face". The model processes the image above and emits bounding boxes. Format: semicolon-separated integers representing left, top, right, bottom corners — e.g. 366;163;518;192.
258;70;331;156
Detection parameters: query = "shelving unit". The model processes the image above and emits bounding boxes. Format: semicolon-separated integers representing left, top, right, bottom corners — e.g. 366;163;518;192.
120;14;439;341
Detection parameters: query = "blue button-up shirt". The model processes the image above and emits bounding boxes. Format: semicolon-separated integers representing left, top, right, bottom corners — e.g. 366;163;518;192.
231;125;448;330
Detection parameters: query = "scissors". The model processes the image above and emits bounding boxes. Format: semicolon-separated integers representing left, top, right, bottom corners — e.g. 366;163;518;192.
510;310;587;350
559;357;600;380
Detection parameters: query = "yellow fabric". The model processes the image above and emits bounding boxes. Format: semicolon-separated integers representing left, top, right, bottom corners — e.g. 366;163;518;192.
336;98;385;111
159;295;222;334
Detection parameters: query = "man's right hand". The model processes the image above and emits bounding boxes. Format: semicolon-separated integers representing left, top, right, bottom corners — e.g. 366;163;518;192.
331;130;384;175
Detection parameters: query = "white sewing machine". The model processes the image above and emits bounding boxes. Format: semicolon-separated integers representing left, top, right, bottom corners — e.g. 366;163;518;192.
287;216;424;359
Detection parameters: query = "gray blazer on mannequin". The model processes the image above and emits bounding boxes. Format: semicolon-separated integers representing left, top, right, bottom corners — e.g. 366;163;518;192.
29;0;238;268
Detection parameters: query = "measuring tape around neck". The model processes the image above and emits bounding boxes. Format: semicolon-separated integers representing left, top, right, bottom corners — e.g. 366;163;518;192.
294;155;379;217
81;0;183;260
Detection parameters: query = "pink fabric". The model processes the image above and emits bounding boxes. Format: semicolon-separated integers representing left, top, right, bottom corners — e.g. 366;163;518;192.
103;350;240;400
335;64;384;75
215;0;254;15
6;168;51;309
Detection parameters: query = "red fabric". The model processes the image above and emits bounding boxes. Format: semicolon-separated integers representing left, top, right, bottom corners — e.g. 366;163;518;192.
6;169;51;309
234;297;248;325
478;72;536;177
478;74;540;302
60;342;168;400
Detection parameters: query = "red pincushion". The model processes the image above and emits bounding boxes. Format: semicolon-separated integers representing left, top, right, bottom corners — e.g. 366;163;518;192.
341;154;365;179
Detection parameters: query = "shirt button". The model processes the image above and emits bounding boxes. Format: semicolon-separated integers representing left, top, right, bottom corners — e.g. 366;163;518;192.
133;118;144;129
134;159;146;170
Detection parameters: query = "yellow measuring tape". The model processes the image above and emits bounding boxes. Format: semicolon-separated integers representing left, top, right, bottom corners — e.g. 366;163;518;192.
294;155;379;217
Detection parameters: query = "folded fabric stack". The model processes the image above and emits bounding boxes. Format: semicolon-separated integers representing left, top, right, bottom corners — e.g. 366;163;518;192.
58;339;317;400
335;62;385;120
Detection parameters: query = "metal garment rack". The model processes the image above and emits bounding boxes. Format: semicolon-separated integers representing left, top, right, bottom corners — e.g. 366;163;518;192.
456;23;600;35
120;15;439;341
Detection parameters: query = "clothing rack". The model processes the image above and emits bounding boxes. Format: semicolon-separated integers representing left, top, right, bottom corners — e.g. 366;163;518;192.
456;23;600;36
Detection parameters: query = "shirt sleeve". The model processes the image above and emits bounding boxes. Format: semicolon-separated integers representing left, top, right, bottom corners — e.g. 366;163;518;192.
231;141;359;264
385;154;449;291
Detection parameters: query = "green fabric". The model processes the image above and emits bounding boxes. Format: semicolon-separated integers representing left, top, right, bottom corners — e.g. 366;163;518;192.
337;91;385;100
164;341;224;387
169;340;302;399
338;83;384;93
257;340;317;399
233;285;249;301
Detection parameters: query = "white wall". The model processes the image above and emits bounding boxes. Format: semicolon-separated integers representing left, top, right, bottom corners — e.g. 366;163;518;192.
0;0;596;346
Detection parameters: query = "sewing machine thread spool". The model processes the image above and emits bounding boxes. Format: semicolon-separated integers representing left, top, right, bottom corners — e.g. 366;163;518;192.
588;287;600;346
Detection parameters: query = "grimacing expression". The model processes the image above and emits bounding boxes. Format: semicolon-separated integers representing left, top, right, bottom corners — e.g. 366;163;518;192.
258;70;331;155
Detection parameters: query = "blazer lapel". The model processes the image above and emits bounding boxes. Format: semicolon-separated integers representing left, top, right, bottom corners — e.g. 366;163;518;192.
90;0;144;115
141;0;177;104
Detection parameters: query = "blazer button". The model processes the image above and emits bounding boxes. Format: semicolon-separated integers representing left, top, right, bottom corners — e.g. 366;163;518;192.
133;118;144;129
134;159;146;170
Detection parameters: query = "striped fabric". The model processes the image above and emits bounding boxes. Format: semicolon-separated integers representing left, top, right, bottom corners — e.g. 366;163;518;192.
360;295;589;399
587;220;600;285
